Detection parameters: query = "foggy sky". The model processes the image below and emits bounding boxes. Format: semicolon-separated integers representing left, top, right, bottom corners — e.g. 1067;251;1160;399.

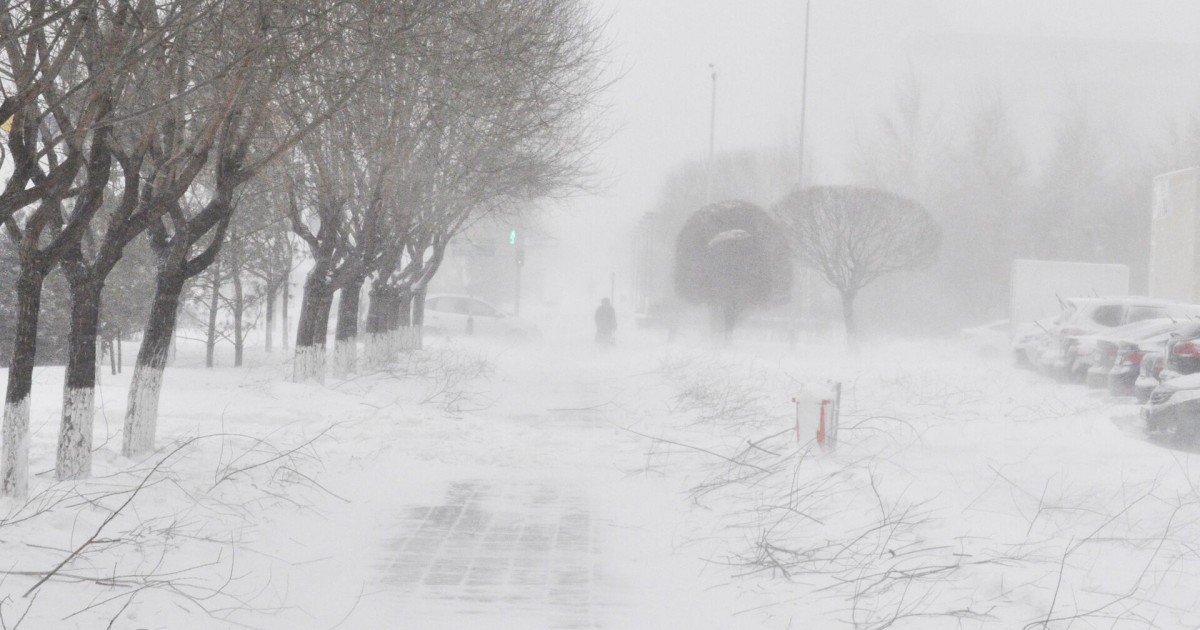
552;0;1200;302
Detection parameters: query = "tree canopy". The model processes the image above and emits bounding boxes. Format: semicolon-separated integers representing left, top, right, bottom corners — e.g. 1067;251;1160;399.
674;200;791;334
773;186;940;343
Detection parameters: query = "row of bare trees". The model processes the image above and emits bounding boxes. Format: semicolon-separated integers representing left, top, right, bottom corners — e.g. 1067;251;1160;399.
284;0;606;384
0;0;606;498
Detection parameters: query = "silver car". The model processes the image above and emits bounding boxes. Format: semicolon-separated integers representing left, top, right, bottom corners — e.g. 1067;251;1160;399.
1142;372;1200;440
422;294;540;338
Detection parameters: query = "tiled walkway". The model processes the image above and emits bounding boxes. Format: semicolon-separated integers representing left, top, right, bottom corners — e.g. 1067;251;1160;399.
377;479;600;628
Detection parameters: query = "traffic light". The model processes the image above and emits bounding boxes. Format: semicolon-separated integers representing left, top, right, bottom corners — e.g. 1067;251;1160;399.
509;229;517;245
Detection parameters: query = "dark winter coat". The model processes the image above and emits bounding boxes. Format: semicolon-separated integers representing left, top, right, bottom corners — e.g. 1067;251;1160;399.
594;300;616;343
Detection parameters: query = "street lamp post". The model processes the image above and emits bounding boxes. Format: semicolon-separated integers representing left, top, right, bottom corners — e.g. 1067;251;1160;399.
798;0;811;188
706;63;717;205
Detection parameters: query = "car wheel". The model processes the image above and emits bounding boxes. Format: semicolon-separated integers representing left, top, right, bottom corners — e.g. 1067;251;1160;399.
1071;366;1088;385
1053;365;1070;383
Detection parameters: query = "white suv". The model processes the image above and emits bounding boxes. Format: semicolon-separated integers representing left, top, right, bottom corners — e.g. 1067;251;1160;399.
1040;297;1186;380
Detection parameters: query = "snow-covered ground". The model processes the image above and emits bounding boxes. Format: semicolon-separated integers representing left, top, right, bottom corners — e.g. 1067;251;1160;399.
2;324;1199;629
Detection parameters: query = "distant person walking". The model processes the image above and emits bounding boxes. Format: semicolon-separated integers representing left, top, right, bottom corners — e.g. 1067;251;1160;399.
594;298;616;345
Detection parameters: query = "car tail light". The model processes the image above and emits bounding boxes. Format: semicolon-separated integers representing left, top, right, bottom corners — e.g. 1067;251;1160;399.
1127;351;1145;365
1173;341;1200;357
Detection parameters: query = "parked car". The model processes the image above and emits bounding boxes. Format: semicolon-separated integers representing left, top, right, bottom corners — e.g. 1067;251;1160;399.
1013;319;1053;368
1142;372;1200;440
1080;318;1182;389
1162;321;1200;379
422;294;540;338
1129;319;1200;401
1039;297;1189;380
1134;351;1166;403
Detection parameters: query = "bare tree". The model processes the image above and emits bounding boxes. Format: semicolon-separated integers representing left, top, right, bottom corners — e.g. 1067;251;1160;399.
849;74;947;202
2;0;186;493
0;0;91;228
293;0;609;378
939;90;1027;322
121;0;423;455
287;95;400;381
394;0;610;341
773;186;941;345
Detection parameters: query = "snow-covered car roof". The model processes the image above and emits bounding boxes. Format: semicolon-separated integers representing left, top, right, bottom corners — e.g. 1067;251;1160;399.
427;293;502;306
1062;296;1179;308
1081;318;1183;344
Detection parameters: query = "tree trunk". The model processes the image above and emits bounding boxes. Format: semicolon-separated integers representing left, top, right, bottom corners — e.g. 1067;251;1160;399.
116;331;122;373
412;287;427;326
364;281;396;370
59;276;102;481
123;271;185;457
333;279;363;378
396;289;418;351
2;268;44;498
109;338;117;375
395;290;413;329
281;278;290;351
293;272;334;383
205;260;221;368
842;290;858;350
265;284;277;353
232;261;244;368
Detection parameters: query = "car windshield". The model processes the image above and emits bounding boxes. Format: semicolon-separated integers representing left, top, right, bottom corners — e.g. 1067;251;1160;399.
468;301;500;317
1090;304;1123;326
1126;306;1169;323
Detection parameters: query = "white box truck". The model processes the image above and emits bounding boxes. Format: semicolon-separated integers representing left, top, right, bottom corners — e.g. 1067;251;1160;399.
1149;167;1200;303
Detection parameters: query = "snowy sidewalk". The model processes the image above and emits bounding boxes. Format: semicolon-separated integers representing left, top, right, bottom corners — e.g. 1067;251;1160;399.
377;478;598;627
308;343;743;630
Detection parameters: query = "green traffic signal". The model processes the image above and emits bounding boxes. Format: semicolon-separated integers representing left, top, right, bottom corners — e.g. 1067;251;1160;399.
509;229;517;245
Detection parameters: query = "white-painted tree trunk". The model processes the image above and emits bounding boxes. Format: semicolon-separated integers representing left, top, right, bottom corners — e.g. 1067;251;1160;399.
332;337;357;378
2;398;30;497
363;332;389;372
400;325;422;351
57;387;94;480
123;364;164;457
292;345;327;383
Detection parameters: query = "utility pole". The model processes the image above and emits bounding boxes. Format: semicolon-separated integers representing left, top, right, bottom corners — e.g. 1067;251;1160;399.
797;1;814;335
798;0;811;188
706;63;717;204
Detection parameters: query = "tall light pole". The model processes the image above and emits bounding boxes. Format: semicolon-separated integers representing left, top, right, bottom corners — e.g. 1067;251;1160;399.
706;63;717;204
797;0;811;188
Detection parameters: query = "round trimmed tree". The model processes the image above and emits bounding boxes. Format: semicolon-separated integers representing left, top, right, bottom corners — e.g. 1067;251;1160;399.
673;200;792;335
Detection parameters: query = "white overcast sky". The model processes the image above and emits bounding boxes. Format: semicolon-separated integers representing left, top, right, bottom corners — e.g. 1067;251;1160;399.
550;0;1200;297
